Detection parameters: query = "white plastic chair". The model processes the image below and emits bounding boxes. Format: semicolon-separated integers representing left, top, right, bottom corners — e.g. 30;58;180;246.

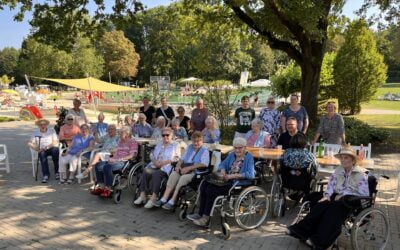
309;143;341;156
351;143;372;159
30;143;65;178
0;144;10;173
76;144;103;184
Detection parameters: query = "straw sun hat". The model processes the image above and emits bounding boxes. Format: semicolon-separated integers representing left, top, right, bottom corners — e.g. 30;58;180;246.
35;118;50;126
334;145;358;162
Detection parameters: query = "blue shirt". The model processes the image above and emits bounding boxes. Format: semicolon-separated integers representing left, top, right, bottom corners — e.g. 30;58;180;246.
94;122;108;138
133;123;153;138
203;129;221;143
218;152;255;185
174;127;188;140
69;134;94;155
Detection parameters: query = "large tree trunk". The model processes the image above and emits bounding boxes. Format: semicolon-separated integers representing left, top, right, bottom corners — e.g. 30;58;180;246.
299;45;325;125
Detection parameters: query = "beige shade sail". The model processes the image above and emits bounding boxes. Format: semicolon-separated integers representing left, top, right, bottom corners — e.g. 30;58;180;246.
33;77;145;92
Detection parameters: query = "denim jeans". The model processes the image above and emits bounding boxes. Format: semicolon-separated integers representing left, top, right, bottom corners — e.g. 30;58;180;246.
95;161;125;186
38;147;59;177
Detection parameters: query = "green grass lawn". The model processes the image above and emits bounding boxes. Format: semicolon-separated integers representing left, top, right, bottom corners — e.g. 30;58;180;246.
361;83;400;111
353;114;400;152
362;100;400;111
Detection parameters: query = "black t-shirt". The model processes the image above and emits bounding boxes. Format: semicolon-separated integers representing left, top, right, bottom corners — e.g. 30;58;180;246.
156;106;175;126
140;106;156;125
179;116;190;132
277;131;304;150
234;107;256;133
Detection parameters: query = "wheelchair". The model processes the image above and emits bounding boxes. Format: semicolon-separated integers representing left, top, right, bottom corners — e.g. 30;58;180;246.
270;160;317;218
110;158;145;204
206;179;269;240
174;150;220;220
292;173;390;250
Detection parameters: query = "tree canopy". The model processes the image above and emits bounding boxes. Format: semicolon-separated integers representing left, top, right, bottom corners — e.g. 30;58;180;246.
333;20;387;115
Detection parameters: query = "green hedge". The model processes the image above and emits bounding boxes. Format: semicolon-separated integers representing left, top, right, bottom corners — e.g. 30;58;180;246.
0;117;17;122
219;117;389;146
343;117;389;145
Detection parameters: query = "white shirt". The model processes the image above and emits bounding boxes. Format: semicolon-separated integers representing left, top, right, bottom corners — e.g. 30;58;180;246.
68;108;88;126
30;128;58;150
148;141;181;174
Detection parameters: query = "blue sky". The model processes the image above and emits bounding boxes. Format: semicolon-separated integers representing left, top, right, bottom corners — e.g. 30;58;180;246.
0;0;372;49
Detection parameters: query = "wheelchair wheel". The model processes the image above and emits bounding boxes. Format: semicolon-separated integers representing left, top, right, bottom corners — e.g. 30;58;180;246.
255;160;273;184
270;175;284;217
178;207;187;221
127;162;143;193
234;186;269;230
350;207;389;250
113;190;122;204
221;222;231;240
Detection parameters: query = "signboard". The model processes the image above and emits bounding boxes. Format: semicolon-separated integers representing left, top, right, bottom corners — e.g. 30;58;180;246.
150;76;170;91
239;71;249;86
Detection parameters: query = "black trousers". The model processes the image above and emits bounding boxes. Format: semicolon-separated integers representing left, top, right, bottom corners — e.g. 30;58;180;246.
139;168;167;195
289;200;350;249
198;181;232;216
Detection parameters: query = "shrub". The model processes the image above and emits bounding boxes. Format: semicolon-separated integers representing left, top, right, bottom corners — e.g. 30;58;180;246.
343;117;389;145
220;125;236;145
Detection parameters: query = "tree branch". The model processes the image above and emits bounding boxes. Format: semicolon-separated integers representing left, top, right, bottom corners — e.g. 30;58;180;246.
224;1;303;64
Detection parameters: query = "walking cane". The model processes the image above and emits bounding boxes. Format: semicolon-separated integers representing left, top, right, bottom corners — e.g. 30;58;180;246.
35;136;42;181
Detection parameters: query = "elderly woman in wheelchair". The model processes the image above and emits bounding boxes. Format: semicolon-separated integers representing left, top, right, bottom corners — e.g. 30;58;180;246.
188;137;256;226
91;126;138;198
159;131;210;210
134;127;181;208
287;146;370;249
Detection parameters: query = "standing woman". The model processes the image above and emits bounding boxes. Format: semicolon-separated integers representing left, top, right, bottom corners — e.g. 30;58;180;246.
176;106;191;133
281;94;309;134
156;97;175;127
68;98;89;126
191;98;209;132
311;102;345;145
140;96;156;125
259;96;281;147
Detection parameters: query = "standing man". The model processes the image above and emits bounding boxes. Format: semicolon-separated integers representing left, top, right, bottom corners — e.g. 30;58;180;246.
68;98;89;126
190;98;209;133
234;96;255;139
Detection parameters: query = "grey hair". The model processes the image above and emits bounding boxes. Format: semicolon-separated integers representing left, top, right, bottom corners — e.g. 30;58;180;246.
233;137;247;147
120;125;132;136
138;113;146;119
156;116;166;123
251;118;263;128
108;124;117;130
171;118;180;126
65;114;74;120
205;116;219;129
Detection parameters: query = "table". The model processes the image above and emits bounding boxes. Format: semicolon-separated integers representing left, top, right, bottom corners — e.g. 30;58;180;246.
135;137;157;145
203;143;234;154
246;147;284;160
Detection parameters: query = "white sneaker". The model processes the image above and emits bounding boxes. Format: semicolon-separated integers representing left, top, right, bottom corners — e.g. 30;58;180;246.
144;200;155;209
133;196;146;205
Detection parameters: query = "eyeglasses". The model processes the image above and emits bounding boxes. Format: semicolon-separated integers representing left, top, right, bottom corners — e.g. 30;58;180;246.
67;118;73;121
162;134;171;137
234;146;244;150
267;101;275;104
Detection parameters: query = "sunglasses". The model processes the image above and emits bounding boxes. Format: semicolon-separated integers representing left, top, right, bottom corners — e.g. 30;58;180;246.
162;134;171;137
267;101;275;104
67;118;74;121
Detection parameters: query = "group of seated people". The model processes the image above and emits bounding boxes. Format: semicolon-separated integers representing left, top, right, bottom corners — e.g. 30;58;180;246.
26;95;369;248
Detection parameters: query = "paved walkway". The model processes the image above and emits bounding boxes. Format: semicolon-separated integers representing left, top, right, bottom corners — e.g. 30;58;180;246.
0;121;399;249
